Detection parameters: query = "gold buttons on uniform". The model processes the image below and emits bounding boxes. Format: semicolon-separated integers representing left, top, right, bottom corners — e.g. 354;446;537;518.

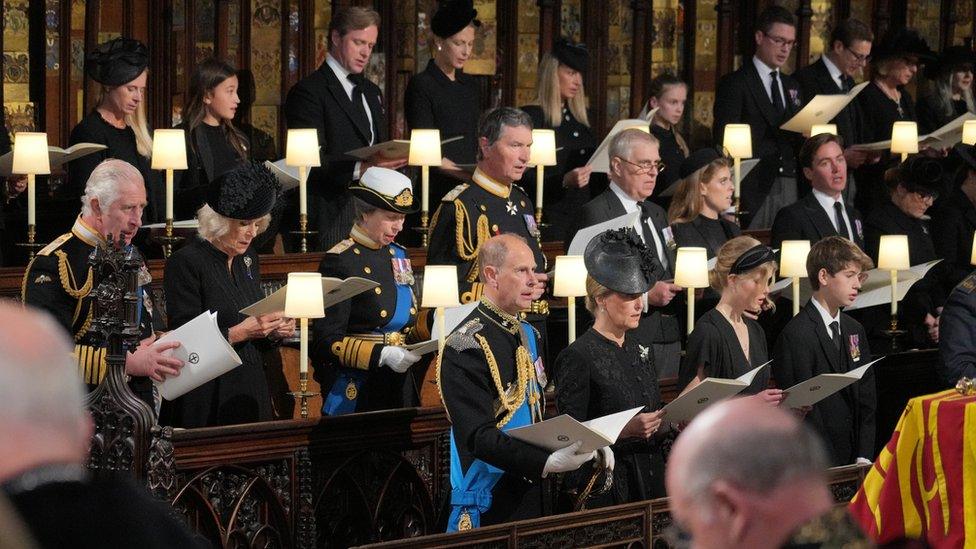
520;201;526;207
380;310;388;318
353;248;360;255
410;307;416;314
479;205;487;212
389;249;394;255
374;287;382;294
492;224;499;233
364;267;372;274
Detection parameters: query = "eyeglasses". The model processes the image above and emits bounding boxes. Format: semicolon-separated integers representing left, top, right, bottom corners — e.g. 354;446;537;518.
844;45;871;64
617;157;666;174
763;33;796;49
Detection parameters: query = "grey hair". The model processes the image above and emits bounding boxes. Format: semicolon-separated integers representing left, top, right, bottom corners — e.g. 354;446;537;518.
478;233;528;280
81;159;144;216
608;128;659;164
0;303;86;436
927;72;976;124
477;107;533;161
196;204;270;242
353;196;379;224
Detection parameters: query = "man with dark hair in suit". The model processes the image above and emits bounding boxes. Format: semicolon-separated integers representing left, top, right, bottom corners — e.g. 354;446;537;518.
571;129;682;377
284;6;407;251
770;133;866;251
794;18;876;203
712;6;804;229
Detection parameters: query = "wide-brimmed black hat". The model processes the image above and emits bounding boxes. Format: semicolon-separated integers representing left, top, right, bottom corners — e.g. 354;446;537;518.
206;161;280;220
892;156;944;196
553;38;589;73
680;147;725;180
349;167;419;214
584;228;657;295
871;28;936;65
431;0;481;39
924;45;976;79
86;37;149;86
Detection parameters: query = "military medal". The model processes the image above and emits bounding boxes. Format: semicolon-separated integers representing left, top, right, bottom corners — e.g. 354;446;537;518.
506;200;517;215
391;258;415;285
534;356;548;388
457;511;473;531
523;214;541;238
345;380;358;400
849;334;861;362
855;219;863;240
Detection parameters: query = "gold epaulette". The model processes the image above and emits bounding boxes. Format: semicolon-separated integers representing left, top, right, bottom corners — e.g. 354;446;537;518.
460;283;484;304
441;183;469;202
327;238;354;254
37;232;72;256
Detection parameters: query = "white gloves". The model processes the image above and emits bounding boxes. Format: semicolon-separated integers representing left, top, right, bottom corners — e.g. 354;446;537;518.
542;441;596;477
597;446;615;472
379;346;421;373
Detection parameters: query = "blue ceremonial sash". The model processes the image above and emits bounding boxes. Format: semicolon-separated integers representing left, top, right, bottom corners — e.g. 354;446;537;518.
323;245;415;416
446;322;541;532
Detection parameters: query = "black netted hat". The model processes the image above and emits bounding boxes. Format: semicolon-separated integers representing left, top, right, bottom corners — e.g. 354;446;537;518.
86;37;149;86
431;0;480;39
206;161;281;220
584;228;657;294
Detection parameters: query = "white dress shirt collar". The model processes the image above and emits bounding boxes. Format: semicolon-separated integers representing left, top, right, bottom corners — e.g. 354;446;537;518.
811;294;841;333
820;54;845;89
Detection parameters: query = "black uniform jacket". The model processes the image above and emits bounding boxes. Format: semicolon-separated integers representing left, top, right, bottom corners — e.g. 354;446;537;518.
770;191;866;251
939;270;976;385
772;300;876;466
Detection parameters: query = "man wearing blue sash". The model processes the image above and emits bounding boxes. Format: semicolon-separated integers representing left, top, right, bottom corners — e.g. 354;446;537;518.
439;234;608;530
313;167;430;415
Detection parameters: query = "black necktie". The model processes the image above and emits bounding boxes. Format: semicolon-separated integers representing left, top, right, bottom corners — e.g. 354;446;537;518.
833;201;851;241
637;203;666;277
347;73;373;143
840;75;853;93
829;321;842;352
770;70;785;114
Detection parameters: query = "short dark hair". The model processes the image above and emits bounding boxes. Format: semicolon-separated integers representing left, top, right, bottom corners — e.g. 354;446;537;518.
756;6;796;34
329;6;381;41
829;18;874;48
799;133;845;169
477;107;533;161
806;236;874;290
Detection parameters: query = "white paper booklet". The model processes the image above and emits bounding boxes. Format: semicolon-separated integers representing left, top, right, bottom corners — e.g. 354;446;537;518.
507;406;645;454
661;361;771;423
781;357;883;408
586;119;651;173
406;302;480;355
567;211;641;255
785;260;941;311
0;142;108;177
142;219;199;230
264;159;301;191
780;81;869;134
153;311;242;400
239;276;379;316
345;135;464;160
854;113;976;151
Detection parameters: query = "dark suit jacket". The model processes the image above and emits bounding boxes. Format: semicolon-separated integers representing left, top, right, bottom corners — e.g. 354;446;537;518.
794;57;864;146
284;59;387;198
773;300;876;465
713;59;804;214
770;192;866;251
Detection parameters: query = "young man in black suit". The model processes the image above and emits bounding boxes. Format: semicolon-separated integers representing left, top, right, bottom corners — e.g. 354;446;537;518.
772;236;876;466
712;6;804;229
284;6;407;251
770;133;866;251
570;129;683;377
793;18;876;203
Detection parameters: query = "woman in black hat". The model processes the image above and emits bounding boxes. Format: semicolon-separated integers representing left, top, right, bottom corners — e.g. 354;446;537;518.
668;148;741;258
554;228;668;508
930;144;976;288
311;167;427;416
678;236;784;404
864;157;949;349
521;39;603;241
161;161;293;428
404;0;482;205
916;46;976;134
69;37;160;223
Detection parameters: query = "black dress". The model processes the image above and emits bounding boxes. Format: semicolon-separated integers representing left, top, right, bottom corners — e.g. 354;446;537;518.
916;94;968;135
670;214;741;259
854;82;916;217
68;110;161;224
174;122;245;220
678;308;770;394
404;59;480;167
160;237;273;428
520;104;602;241
649;123;687;202
554;328;666;506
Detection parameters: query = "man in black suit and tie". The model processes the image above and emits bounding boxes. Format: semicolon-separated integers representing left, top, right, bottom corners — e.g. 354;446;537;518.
284;6;406;251
773;236;876;466
571;129;682;377
794;18;876;202
770;133;866;251
712;6;804;229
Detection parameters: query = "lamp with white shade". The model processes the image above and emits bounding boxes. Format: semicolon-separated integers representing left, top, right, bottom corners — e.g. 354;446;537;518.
722;124;752;217
284;272;326;418
12;132;51;258
890;121;918;162
285;129;322;253
963;120;976;146
408;129;442;247
151;129;189;257
529;129;557;224
421;265;460;354
553;255;587;344
810;124;837;137
674;247;710;335
877;234;910;349
779;240;811;316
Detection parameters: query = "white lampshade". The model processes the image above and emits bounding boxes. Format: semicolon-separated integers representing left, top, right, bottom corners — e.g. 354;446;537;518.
963;120;976;146
529;129;558;167
970;231;976;266
151;129;188;170
810;124;837;137
674;247;710;288
284;272;325;319
723;124;753;159
285;129;322;167
553;255;587;297
779;240;811;278
877;235;910;270
422;265;460;308
408;129;442;166
12;132;51;175
890;122;919;155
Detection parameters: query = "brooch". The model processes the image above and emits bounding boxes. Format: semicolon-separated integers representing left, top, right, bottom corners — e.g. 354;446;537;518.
243;256;253;280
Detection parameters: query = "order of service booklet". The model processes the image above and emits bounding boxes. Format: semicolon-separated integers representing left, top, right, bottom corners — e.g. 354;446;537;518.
153;310;242;400
661;361;772;423
506;406;645;454
780;357;883;408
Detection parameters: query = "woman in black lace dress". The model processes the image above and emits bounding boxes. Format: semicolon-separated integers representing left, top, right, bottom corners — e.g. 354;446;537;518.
554;228;669;507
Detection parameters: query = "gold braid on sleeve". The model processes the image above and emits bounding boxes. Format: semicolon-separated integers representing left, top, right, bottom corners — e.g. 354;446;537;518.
454;199;491;282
